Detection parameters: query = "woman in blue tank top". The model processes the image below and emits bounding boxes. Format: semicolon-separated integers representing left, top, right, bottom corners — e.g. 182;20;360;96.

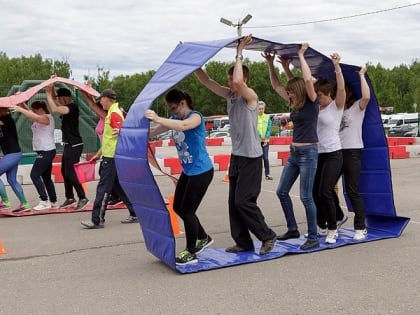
145;88;214;266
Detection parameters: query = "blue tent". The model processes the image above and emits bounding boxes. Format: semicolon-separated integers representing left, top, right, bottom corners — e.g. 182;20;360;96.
115;36;409;273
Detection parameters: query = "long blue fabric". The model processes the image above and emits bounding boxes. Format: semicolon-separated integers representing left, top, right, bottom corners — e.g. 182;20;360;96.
115;36;410;274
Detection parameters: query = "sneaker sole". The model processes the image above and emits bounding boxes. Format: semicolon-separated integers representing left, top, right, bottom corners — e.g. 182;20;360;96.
175;258;198;266
60;203;76;209
195;239;215;255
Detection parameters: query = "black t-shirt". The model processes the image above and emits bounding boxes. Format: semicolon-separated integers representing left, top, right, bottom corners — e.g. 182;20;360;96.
60;102;82;145
0;114;21;154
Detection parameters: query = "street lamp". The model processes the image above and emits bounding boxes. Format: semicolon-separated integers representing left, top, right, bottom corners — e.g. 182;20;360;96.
220;14;252;36
413;103;419;137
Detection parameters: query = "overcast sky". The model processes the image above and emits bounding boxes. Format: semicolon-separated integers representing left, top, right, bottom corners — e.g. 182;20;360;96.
1;0;419;81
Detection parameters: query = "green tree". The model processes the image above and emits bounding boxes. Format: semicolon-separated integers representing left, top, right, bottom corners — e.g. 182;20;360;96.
0;52;71;96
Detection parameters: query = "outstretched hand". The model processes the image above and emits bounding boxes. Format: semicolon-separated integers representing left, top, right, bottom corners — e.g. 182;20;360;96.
261;51;275;64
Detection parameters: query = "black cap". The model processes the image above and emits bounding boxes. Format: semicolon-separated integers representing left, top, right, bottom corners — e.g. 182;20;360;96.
99;89;117;100
56;88;72;97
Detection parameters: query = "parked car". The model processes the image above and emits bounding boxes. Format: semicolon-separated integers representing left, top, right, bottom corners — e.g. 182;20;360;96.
208;131;230;138
388;125;415;137
404;127;418;137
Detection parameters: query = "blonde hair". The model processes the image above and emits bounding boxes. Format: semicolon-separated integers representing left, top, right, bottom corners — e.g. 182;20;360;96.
286;77;307;111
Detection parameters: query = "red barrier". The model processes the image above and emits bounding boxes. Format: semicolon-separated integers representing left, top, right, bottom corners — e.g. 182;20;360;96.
205;138;224;146
277;151;290;165
163;157;183;174
270;136;292;145
388;146;409;159
213;154;231;171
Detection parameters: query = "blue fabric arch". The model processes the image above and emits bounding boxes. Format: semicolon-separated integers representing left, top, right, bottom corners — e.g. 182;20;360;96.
115;36;409;273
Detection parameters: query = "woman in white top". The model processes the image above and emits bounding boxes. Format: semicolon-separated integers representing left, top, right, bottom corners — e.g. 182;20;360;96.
13;101;57;210
337;66;370;240
313;53;346;244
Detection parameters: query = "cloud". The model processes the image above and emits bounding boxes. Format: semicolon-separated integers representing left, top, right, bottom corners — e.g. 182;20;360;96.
1;0;418;81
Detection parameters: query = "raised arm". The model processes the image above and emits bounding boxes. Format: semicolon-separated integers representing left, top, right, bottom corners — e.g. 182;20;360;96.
45;84;69;115
11;103;50;125
277;56;294;81
194;68;230;98
261;52;288;101
358;65;370;110
298;43;317;102
80;90;106;118
331;52;345;109
232;34;258;108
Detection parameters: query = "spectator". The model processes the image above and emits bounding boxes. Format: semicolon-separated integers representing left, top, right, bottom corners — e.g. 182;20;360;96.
145;88;214;265
45;85;89;211
12;101;58;210
195;34;277;255
257;101;273;180
81;89;137;229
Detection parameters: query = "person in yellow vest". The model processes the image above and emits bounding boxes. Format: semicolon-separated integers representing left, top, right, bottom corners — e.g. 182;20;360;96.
81;89;137;229
257;101;273;180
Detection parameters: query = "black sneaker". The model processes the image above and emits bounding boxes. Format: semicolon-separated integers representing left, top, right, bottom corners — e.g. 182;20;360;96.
265;175;273;180
195;236;214;254
259;235;277;255
81;220;104;229
225;245;254;253
75;198;89;211
300;239;320;250
277;230;300;241
60;198;76;208
175;250;198;265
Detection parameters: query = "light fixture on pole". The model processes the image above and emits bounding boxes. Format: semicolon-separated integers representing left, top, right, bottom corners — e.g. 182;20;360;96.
220;14;252;36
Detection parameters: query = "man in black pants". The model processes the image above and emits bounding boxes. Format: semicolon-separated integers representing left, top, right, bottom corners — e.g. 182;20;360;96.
81;89;137;229
45;85;89;211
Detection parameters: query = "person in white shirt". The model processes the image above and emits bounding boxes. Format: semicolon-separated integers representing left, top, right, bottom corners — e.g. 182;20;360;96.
313;52;346;244
336;65;371;240
13;101;58;210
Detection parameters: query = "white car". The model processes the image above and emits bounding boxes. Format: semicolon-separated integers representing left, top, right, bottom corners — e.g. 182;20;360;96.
208;131;230;138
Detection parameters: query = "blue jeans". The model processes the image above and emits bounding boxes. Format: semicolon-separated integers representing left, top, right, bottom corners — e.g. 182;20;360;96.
0;152;26;203
276;144;318;240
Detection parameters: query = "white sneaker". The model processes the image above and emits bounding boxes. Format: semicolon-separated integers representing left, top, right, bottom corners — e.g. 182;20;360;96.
33;201;52;211
50;202;59;209
325;229;338;244
353;229;367;241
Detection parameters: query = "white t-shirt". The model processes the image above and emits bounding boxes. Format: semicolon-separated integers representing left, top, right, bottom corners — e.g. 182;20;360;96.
339;100;366;149
31;114;56;151
317;101;344;153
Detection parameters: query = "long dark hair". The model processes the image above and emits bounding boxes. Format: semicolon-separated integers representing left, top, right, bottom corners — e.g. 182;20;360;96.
164;88;194;109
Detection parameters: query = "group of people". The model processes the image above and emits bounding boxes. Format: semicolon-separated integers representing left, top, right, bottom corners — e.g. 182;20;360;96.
0;86;87;213
0;83;138;228
147;34;371;265
1;35;371;266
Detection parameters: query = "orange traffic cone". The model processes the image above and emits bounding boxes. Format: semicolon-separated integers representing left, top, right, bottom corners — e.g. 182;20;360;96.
222;164;230;183
166;194;183;236
82;183;88;194
0;237;7;255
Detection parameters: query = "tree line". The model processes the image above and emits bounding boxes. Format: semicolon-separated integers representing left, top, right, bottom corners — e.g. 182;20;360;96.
1;52;419;116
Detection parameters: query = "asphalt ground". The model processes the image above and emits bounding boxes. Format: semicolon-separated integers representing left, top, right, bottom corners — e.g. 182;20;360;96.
0;148;419;314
